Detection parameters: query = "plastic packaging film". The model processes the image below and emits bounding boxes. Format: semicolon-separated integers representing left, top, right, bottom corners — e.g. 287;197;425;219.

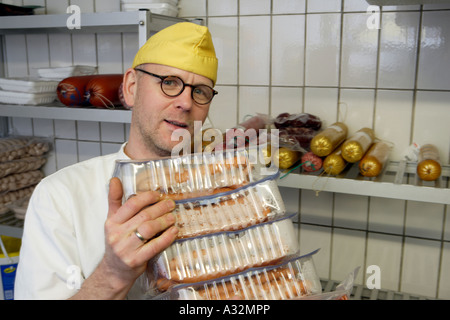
310;122;348;157
359;141;393;177
146;214;299;295
172;175;285;239
112;149;263;202
153;250;323;300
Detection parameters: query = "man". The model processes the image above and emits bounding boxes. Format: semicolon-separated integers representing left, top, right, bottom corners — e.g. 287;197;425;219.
14;22;218;300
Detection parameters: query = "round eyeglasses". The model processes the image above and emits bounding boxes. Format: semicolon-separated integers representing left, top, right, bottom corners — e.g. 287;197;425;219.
135;68;218;105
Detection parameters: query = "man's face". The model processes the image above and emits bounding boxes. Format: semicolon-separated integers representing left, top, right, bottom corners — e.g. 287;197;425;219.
125;64;213;159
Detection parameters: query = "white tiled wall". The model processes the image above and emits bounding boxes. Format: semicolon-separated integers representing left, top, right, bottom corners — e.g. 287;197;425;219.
2;0;450;299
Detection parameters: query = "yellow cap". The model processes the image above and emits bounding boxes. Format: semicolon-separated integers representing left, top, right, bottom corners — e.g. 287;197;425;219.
132;22;218;86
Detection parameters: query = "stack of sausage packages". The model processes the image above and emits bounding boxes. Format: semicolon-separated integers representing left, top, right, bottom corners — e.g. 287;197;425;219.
114;148;354;300
0;136;50;219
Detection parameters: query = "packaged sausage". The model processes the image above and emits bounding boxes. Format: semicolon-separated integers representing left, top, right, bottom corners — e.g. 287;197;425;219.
113;149;266;202
301;151;322;172
57;75;98;107
416;144;442;181
359;141;393;177
323;145;347;176
341;127;375;163
152;250;322;300
147;214;299;295
274;113;322;131
85;74;124;108
310;122;348;157
172;173;285;239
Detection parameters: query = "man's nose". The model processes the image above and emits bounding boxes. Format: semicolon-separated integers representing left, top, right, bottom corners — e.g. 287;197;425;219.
175;86;194;111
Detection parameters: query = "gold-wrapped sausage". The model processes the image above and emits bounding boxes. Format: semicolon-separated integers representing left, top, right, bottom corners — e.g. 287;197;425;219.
359;141;392;177
417;144;441;181
323;145;347;176
341;127;375;163
310;122;348;157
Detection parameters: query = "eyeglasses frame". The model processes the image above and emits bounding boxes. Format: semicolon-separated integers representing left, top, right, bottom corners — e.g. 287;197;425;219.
135;68;218;105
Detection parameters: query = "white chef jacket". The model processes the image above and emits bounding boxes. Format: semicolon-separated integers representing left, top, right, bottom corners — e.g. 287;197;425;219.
14;143;145;300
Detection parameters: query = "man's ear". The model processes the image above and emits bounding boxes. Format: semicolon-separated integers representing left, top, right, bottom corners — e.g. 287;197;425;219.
122;68;137;108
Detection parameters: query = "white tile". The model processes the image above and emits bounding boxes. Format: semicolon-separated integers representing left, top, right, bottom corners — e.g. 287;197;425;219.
366;233;402;291
272;15;305;86
239;0;270;15
48;34;73;68
4;35;28;77
338;89;375;134
271;87;303;117
95;0;120;12
10;118;33;136
208;85;238;130
77;121;100;141
54;120;76;139
178;0;206;17
239;16;271;85
344;0;372;12
334;193;369;230
417;11;450;90
382;5;420;11
368;197;405;235
307;0;341;12
279;187;300;217
72;34;98;68
300;190;334;226
438;242;450;299
26;34;50;73
445;206;450;242
401;237;440;298
69;0;94;13
340;13;378;88
378;12;420;89
331;228;366;285
96;33;123;74
374;90;414;161
299;224;332;280
78;141;101;162
45;0;69;14
413;91;450;164
208;17;238;85
101;142;122;155
238;86;270;122
122;33;139;70
272;0;305;14
304;87;339;127
208;0;238;16
32;119;54;138
305;13;341;87
405;201;445;240
55;139;78;170
100;122;125;143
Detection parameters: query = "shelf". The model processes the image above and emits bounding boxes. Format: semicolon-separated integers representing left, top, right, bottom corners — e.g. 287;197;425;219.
0;10;186;35
277;160;450;205
0;103;131;123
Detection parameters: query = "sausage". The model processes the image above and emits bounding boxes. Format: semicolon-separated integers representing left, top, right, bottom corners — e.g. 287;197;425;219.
301;151;322;172
279;127;316;151
57;75;98;107
323;145;347;176
85;74;124;108
310;122;348;157
341;127;375;163
359;141;392;177
417;144;441;181
274;113;322;130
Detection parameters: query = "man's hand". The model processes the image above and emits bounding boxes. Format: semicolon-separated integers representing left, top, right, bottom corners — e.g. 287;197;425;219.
70;177;178;300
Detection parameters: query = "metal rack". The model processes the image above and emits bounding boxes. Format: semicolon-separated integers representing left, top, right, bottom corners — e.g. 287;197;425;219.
278;160;450;205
